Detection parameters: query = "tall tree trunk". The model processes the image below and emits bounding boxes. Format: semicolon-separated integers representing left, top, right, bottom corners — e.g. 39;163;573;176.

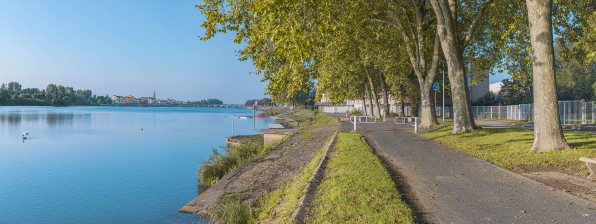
447;57;477;133
430;0;487;134
362;96;368;116
366;69;381;118
363;82;369;116
420;82;437;128
376;69;391;121
365;80;373;116
399;84;406;116
383;1;440;128
401;100;405;116
526;0;571;152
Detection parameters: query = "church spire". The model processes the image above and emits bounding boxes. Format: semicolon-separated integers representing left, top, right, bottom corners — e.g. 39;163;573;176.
153;89;156;98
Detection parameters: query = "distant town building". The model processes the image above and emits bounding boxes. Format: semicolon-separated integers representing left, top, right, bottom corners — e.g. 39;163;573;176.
111;95;126;104
138;89;157;104
124;95;137;104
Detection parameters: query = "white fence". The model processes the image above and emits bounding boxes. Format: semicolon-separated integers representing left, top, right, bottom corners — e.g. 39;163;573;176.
320;100;596;125
436;100;596;125
318;104;414;117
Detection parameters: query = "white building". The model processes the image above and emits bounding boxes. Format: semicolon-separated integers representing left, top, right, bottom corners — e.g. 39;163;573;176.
111;95;126;104
489;81;503;94
467;66;490;102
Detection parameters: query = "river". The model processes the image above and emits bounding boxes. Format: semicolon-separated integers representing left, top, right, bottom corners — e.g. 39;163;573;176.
0;106;273;223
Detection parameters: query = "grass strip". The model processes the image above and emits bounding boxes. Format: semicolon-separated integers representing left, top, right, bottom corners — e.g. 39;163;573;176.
422;125;596;175
255;127;337;223
307;133;415;223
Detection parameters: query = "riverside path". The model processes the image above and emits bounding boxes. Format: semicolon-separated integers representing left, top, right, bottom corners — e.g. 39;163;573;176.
327;113;596;223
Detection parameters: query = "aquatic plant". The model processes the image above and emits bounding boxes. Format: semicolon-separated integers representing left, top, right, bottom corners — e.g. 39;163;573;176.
209;198;254;224
198;143;263;186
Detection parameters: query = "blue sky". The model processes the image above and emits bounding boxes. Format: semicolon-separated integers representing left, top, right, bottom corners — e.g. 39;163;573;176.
0;0;268;104
0;0;510;104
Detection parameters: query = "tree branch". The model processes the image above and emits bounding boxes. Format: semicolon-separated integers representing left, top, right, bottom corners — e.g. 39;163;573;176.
461;0;494;50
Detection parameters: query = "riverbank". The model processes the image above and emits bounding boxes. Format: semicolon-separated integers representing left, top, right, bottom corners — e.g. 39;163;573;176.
180;111;339;218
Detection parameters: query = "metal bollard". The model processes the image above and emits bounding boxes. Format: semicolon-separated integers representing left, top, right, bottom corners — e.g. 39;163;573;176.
232;121;235;136
414;118;418;133
354;117;357;131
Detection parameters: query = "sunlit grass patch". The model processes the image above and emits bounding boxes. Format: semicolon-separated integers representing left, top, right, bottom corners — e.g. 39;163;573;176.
198;143;264;186
254;134;331;223
209;194;255;224
307;133;415;223
422;125;596;174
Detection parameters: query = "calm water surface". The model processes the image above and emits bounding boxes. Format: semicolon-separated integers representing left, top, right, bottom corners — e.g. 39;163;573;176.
0;106;273;223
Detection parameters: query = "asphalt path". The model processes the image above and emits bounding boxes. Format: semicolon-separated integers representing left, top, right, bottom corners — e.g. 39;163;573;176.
328;113;596;223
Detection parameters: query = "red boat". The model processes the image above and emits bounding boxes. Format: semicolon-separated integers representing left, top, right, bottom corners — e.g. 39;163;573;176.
256;113;266;117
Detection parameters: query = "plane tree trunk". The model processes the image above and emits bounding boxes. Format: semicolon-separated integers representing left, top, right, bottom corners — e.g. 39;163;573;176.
381;1;440;128
366;69;382;118
429;0;491;134
526;0;571;152
376;69;391;121
363;82;369;116
365;79;374;116
420;81;437;127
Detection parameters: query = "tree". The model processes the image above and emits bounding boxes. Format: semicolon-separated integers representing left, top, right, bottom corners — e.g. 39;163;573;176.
206;99;223;104
499;79;533;105
245;99;256;106
525;0;570;152
7;82;22;94
472;91;502;106
369;0;441;126
429;0;487;133
0;88;9;105
555;39;596;101
261;98;272;106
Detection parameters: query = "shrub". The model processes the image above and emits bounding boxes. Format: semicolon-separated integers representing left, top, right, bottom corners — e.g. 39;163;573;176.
209;199;254;224
348;109;364;116
198;143;263;186
313;109;320;116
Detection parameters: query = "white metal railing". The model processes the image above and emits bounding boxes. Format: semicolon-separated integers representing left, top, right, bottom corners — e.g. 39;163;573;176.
394;117;420;133
319;105;413;117
349;115;377;130
435;99;596;125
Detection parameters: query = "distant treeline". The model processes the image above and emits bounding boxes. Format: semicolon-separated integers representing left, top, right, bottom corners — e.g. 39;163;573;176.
0;82;110;106
179;99;224;106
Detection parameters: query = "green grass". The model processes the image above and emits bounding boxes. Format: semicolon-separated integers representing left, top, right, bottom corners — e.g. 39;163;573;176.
570;123;596;127
255;115;339;222
476;118;534;124
198;143;264;186
265;108;288;116
437;117;534;125
423;125;596;175
209;194;255;224
255;133;333;223
347;109;364;116
306;115;339;127
307;133;415;223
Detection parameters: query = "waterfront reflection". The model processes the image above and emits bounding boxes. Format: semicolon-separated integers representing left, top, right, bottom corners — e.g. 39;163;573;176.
0;110;93;127
0;106;272;224
46;113;74;126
